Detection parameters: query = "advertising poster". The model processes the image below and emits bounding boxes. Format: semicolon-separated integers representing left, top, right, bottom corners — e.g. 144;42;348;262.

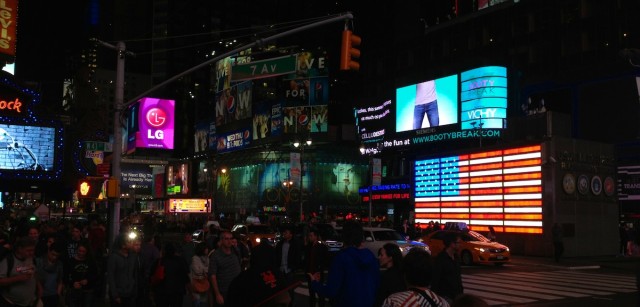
296;106;312;134
396;74;458;132
285;51;329;80
166;163;189;196
0;124;56;171
311;105;328;132
234;81;253;121
121;163;153;195
283;107;297;134
136;97;175;150
283;79;309;106
215;57;232;93
215;88;232;126
290;152;301;186
207;122;217;151
216;129;251;153
271;103;282;137
460;66;508;130
253;100;271;140
194;122;209;153
309;77;329;105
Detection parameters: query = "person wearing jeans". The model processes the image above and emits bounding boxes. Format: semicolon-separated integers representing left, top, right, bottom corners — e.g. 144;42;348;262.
413;80;439;129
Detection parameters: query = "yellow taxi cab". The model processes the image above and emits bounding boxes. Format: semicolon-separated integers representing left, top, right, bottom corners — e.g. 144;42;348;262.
422;229;510;266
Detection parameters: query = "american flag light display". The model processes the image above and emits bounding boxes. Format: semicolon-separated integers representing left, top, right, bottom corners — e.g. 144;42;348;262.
414;145;543;234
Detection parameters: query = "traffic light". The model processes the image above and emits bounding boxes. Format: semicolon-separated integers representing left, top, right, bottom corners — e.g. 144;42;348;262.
340;30;361;70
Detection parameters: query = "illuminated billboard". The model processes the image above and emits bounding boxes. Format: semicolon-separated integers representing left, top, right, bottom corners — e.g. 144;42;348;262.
136;97;175;150
460;66;507;130
396;75;458;132
414;145;542;234
0;124;56;171
166;163;189;196
0;0;17;58
167;198;211;213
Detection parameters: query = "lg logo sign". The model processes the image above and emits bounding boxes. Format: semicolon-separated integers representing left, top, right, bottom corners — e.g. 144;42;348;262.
146;107;167;140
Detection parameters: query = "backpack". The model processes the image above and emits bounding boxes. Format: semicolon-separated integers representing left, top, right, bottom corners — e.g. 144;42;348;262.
0;246;35;277
150;258;165;286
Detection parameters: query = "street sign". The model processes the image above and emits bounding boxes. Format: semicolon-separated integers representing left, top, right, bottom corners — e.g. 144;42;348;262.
231;55;297;82
85;141;113;152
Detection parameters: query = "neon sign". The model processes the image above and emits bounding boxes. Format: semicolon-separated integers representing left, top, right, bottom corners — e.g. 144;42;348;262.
0;98;21;113
414;145;543;234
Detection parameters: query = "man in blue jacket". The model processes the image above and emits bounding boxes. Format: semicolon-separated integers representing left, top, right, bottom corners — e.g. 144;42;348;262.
308;221;379;307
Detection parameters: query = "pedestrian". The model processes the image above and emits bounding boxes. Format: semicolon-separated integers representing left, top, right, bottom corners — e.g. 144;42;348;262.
308;220;380;307
151;242;190;307
621;224;630;256
106;235;137;307
226;238;300;307
304;227;329;307
137;235;160;306
0;236;39;307
65;225;88;262
552;223;564;263
275;227;302;306
36;241;65;307
65;241;98;307
208;230;241;306
382;248;449;307
180;232;196;268
451;294;488;307
486;226;497;242
431;232;463;304
231;233;250;270
190;242;210;307
375;243;405;307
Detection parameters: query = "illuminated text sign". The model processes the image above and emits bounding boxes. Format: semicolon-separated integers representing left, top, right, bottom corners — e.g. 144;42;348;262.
137;97;175;150
414;145;542;234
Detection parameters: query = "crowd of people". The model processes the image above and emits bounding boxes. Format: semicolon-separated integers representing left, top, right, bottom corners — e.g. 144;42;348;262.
0;211;493;307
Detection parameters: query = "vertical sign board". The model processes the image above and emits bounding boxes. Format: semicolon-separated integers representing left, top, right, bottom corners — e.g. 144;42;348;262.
0;0;17;58
460;66;508;130
136;97;175;150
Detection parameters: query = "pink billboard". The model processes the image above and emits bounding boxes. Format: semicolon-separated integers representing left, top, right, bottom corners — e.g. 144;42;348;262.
136;97;175;149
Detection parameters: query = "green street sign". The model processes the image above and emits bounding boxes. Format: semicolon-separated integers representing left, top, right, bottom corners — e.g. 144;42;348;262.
231;54;297;81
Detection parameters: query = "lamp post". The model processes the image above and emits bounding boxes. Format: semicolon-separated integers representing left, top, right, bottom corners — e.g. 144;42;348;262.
360;145;373;226
282;180;293;211
130;184;137;213
204;167;211;215
293;138;312;223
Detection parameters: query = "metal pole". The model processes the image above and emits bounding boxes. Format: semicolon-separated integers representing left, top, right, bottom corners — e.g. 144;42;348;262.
300;147;304;223
368;157;372;226
123;12;354;109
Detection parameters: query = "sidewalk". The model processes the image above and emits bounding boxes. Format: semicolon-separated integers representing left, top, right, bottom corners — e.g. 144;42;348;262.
510;254;639;271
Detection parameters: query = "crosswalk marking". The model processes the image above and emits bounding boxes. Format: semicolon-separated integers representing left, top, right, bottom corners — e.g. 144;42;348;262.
463;270;636;305
294;271;636;306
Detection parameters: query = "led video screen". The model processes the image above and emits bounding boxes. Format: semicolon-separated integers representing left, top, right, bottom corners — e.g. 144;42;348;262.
0;124;55;171
136;97;175;150
414;145;542;234
396;74;458;132
460;66;507;130
166;163;190;196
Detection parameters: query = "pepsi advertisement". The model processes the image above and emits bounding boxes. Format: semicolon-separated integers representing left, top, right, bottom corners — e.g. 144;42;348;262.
216;129;252;153
136;97;175;150
396;74;458;132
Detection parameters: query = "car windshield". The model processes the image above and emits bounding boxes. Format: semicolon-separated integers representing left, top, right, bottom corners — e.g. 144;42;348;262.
373;230;405;241
466;230;491;242
315;224;340;241
248;225;273;233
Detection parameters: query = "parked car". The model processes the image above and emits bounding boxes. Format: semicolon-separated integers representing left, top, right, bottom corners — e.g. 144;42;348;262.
422;229;511;266
360;227;430;256
231;223;278;247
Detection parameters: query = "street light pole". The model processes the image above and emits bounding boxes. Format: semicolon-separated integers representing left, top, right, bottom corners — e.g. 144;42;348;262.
294;138;311;223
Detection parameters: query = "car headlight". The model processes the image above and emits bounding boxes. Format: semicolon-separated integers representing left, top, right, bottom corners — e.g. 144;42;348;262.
128;231;138;240
475;247;486;253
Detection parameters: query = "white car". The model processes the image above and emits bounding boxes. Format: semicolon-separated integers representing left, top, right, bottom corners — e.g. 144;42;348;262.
362;227;430;256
